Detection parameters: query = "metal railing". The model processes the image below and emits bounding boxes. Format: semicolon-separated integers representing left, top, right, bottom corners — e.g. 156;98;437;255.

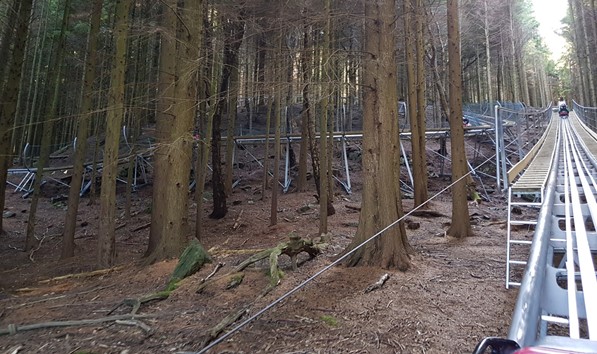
494;103;552;191
572;100;597;131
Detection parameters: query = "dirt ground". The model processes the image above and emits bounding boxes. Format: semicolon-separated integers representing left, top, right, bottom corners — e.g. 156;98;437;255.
0;138;520;354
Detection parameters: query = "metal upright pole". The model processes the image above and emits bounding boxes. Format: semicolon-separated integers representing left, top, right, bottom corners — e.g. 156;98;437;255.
495;104;501;190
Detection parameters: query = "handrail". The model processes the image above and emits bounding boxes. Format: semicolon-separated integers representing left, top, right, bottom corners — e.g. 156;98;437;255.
495;103;552;190
572;99;597;131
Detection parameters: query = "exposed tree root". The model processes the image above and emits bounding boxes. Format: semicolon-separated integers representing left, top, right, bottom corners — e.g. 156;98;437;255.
201;307;248;348
111;240;211;315
196;236;323;348
197;235;321;293
200;284;276;349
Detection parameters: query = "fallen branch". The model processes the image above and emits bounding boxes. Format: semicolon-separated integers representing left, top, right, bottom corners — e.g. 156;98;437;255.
39;266;125;284
8;295;67;309
207;247;267;257
115;319;152;334
29;228;50;262
0;314;156;336
364;273;390;293
9;284;116;310
232;210;244;230
345;204;361;211
5;345;23;354
406;210;448;218
110;291;171;315
486;220;507;227
200;262;224;284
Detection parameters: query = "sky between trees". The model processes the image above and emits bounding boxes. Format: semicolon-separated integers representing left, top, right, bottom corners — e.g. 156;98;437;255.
531;0;567;60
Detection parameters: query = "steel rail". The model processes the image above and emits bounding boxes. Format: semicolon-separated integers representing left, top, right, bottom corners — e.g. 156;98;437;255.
562;129;580;339
564;120;597;339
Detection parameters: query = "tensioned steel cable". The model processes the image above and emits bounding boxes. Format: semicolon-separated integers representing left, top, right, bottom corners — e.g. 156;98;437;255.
182;150;500;354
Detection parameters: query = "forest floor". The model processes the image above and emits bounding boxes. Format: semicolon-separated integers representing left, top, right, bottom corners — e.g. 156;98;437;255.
0;137;526;354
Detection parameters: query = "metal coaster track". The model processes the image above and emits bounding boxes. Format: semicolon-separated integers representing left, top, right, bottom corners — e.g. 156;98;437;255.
478;110;597;353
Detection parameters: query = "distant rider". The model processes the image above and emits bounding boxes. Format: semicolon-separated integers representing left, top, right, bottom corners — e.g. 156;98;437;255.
558;97;567;110
558;97;569;118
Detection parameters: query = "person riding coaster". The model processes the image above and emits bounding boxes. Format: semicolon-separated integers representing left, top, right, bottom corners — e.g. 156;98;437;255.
559;104;569;118
558;96;569;118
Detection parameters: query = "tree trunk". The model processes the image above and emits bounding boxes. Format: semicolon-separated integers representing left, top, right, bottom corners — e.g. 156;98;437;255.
25;0;72;251
270;35;282;226
296;27;309;193
318;0;333;236
413;0;428;206
578;0;596;105
446;0;471;238
302;28;323;202
210;18;245;219
147;0;203;261
568;0;586;103
0;0;33;235
261;97;273;197
224;54;240;196
591;0;597;99
483;0;493;102
194;1;210;241
0;0;19;91
147;0;178;256
62;0;103;259
342;0;412;271
97;0;131;267
507;0;519;101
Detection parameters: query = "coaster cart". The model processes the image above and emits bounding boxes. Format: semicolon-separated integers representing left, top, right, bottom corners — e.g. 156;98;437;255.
473;337;594;354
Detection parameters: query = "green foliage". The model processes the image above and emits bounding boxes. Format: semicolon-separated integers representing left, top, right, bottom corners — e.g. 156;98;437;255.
320;315;339;327
72;21;90;35
167;240;212;288
226;272;245;289
164;281;179;293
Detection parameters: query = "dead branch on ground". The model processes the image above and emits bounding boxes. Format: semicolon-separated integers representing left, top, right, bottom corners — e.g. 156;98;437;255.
0;314;155;336
365;273;390;293
201;262;224;283
38;266;125;284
